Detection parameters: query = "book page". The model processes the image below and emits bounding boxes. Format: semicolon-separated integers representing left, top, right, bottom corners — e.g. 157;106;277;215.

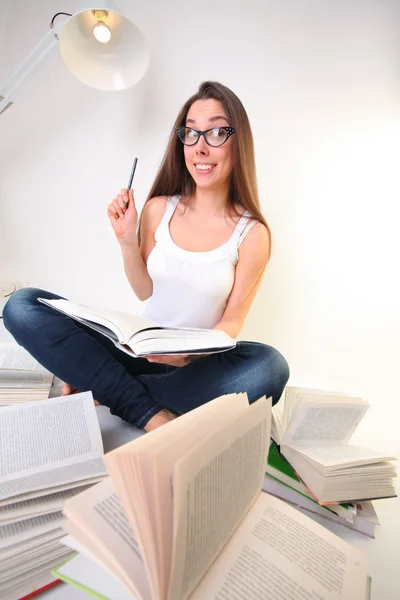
191;493;369;600
0;343;50;372
0;372;52;386
0;554;72;600
55;552;134;600
283;399;369;447
0;511;64;549
38;298;154;345
63;477;151;600
294;443;397;468
271;399;285;443
0;542;69;580
0;529;64;562
283;387;353;422
104;393;250;600
131;329;235;355
0;471;106;504
0;538;62;572
0;485;92;525
0;393;104;483
168;397;271;600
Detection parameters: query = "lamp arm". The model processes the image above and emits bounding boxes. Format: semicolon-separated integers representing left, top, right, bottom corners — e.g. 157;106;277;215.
0;15;70;116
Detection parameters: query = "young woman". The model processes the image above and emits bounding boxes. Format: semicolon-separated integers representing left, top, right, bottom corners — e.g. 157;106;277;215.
4;81;289;431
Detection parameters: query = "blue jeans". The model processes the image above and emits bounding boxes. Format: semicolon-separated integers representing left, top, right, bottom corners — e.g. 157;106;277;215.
3;288;290;429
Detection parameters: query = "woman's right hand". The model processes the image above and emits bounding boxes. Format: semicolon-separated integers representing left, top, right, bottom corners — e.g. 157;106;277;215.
107;188;138;244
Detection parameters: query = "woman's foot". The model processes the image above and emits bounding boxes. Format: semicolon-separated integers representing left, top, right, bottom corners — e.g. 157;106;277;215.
61;382;100;406
144;408;178;432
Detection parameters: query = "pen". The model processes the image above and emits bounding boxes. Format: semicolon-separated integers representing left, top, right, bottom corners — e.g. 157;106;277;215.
124;157;138;208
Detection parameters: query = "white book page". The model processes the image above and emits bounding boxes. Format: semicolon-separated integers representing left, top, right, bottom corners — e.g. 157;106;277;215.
105;393;250;600
38;298;154;344
132;337;235;355
0;511;64;549
0;393;104;484
0;373;52;386
0;529;64;561
0;485;92;524
283;399;369;447
0;539;62;572
0;543;69;580
0;460;107;502
63;477;151;600
283;387;353;433
271;398;285;443
56;552;135;600
0;553;73;599
191;493;369;600
0;475;106;505
0;571;60;600
294;443;396;467
168;397;271;600
0;343;50;372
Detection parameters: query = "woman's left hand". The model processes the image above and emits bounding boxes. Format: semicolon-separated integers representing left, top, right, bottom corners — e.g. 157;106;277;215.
145;354;189;367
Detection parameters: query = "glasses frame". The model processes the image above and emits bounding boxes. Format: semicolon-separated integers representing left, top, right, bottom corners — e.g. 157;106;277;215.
174;126;235;147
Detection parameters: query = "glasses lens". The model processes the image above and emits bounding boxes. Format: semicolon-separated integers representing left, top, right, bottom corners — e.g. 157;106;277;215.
178;127;199;145
205;128;228;147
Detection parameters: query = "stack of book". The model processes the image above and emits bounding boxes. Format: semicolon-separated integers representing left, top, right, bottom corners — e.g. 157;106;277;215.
52;393;371;600
0;392;108;600
263;441;380;537
0;342;53;404
265;386;397;536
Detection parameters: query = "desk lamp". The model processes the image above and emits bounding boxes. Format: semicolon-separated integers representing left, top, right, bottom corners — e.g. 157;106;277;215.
0;0;149;116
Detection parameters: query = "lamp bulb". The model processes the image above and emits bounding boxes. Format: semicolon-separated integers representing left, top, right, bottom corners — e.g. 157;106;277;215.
93;22;112;44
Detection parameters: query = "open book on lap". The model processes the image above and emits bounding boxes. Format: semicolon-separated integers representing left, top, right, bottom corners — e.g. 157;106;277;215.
271;386;397;504
38;299;236;357
54;393;371;600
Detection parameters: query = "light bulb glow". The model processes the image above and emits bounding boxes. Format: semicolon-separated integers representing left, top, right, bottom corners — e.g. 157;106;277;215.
93;22;112;43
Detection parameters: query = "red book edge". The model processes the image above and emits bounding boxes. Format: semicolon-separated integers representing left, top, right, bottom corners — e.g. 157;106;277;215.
19;579;62;600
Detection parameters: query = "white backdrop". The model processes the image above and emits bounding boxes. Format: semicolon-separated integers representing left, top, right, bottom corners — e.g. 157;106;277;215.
1;0;399;453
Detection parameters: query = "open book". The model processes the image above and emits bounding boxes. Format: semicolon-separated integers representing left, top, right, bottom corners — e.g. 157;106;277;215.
271;386;397;504
0;392;108;600
54;393;370;600
0;342;53;404
263;441;380;538
38;298;236;358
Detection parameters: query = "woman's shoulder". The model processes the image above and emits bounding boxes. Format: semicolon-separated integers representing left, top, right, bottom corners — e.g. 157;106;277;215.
143;195;169;211
238;219;270;260
140;196;170;236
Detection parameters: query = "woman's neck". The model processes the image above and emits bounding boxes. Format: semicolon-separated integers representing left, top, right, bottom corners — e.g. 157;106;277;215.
189;186;231;216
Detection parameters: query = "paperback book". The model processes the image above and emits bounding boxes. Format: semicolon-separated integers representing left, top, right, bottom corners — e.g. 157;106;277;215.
271;386;397;503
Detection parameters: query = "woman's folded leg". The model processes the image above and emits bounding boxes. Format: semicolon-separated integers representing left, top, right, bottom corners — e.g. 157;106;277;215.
136;341;290;415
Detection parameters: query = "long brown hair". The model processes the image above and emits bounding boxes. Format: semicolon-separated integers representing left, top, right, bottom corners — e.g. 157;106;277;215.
140;81;270;247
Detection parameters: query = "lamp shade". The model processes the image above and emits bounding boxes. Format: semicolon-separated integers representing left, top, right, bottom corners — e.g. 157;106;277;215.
59;4;149;91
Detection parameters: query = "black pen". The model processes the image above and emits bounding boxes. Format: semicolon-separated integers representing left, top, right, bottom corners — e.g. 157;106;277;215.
124;157;138;208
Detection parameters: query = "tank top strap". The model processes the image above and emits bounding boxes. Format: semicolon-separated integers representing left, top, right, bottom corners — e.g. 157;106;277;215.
231;211;258;248
154;195;180;241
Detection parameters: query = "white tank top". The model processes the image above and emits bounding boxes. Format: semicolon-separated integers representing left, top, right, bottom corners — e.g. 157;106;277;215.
143;195;257;329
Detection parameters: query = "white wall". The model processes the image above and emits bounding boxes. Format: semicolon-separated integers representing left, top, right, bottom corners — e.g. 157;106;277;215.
1;0;399;453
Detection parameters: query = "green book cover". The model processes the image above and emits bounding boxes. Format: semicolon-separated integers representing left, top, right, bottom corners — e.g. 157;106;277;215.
267;441;301;482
